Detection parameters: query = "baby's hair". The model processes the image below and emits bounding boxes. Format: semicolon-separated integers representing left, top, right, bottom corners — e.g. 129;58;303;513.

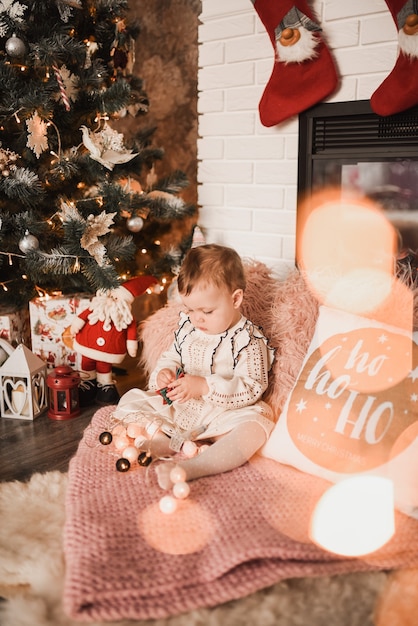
177;244;246;296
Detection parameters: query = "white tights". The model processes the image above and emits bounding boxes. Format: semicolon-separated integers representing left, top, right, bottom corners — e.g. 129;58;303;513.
154;421;267;490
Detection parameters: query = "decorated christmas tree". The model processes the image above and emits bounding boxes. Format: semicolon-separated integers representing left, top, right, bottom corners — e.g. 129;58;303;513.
0;0;198;310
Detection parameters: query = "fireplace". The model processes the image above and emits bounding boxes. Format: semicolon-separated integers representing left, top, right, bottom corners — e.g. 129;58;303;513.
297;100;418;263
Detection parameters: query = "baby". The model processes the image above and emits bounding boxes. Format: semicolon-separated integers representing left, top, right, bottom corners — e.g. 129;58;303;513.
113;243;275;488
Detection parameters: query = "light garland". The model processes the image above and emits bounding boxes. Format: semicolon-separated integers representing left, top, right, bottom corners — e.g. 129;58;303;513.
91;408;210;514
0;247;86;267
0;251;25;261
0;243;152;281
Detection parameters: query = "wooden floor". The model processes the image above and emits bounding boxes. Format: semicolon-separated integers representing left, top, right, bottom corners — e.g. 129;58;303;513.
0;355;147;483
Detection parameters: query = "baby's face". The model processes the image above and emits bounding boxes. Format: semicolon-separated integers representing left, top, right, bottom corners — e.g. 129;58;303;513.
181;282;243;335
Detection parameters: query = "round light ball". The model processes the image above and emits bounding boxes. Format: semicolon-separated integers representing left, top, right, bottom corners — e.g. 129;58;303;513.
114;435;130;451
122;445;138;463
138;451;152;466
173;481;190;500
116;457;130;472
182;440;198;458
159;495;177;514
99;431;112;445
170;465;187;484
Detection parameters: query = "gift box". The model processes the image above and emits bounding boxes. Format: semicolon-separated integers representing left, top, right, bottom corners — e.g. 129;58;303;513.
0;305;31;347
29;293;93;370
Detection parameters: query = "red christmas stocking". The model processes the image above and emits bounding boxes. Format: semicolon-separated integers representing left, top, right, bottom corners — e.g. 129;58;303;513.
250;0;338;127
371;0;418;116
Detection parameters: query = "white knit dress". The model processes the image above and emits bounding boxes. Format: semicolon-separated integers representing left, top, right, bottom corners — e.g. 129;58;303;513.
113;313;275;444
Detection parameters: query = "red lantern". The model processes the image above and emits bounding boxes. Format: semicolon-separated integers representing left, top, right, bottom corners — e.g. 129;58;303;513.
46;365;81;420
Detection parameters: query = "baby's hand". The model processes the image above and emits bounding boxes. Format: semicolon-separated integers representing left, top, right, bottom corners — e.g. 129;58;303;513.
166;374;209;403
156;368;176;388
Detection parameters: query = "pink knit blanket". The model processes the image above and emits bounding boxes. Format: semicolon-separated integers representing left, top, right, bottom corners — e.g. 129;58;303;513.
63;407;418;622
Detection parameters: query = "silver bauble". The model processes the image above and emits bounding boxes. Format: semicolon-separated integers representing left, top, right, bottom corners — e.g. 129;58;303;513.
19;232;39;252
126;216;144;232
5;34;27;58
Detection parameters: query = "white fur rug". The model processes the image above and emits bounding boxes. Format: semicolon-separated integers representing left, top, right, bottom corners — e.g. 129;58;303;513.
0;471;390;626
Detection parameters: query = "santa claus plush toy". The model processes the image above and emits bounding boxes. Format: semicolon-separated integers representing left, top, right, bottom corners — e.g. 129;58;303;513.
70;275;157;406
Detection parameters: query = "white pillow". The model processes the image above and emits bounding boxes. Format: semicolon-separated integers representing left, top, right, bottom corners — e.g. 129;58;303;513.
261;305;418;516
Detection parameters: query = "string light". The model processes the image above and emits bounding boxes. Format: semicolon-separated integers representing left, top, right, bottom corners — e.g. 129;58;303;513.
0;251;25;260
0;249;90;269
76;194;104;204
94;112;109;124
47;119;62;158
0;274;28;292
35;286;50;299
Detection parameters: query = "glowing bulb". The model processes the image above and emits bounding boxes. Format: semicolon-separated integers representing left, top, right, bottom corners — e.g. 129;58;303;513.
159;495;177;514
173;481;190;499
170;466;187;483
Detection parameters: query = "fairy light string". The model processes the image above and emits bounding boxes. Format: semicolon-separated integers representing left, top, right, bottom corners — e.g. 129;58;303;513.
88;401;209;514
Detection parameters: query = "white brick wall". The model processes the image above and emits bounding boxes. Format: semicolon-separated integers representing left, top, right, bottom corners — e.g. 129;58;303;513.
197;0;398;278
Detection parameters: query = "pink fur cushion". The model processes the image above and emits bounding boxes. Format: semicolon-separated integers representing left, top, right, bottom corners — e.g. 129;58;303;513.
139;261;319;420
263;270;319;416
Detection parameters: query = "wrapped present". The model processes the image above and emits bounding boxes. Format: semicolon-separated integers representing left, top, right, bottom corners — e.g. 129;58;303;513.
0;305;31;347
29;293;93;370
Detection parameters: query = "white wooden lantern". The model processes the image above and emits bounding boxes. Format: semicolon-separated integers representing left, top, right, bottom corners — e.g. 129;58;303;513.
0;344;47;420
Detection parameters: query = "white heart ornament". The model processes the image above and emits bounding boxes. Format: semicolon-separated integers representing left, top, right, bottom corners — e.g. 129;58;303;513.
4;380;30;416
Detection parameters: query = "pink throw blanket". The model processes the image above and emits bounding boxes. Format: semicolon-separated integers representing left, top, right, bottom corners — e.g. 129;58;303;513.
63;406;418;622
